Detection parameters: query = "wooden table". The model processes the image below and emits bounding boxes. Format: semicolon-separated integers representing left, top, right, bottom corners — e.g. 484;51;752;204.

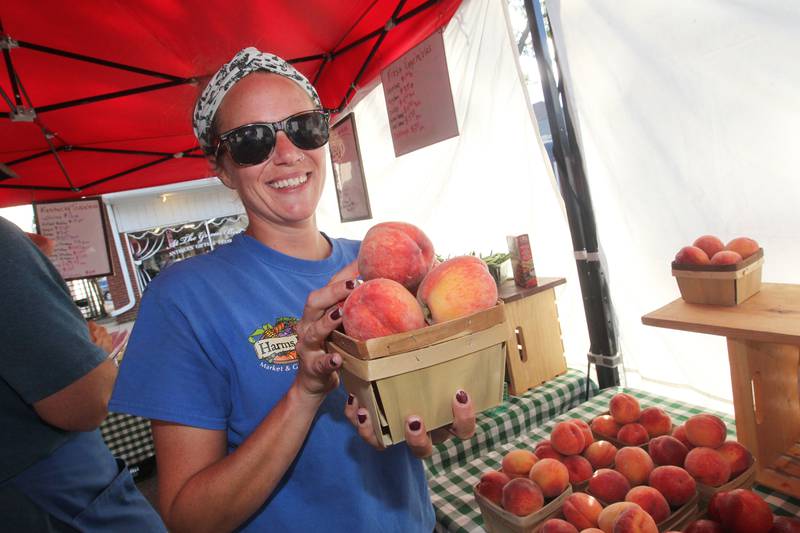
642;283;800;497
498;277;567;395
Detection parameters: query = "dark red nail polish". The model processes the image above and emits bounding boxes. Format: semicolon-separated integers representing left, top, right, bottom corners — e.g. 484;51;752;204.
330;308;341;320
347;394;354;405
409;420;421;432
456;390;468;404
346;279;356;290
357;413;366;424
330;357;338;368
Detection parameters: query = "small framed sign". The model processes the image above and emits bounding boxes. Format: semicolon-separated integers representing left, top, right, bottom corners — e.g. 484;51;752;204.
330;113;372;223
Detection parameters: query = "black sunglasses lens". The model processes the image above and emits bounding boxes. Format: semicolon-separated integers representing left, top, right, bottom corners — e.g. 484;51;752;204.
227;125;275;165
286;112;329;150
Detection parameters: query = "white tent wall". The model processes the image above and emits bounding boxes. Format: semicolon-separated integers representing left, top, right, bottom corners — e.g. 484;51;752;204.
315;0;592;372
547;0;800;412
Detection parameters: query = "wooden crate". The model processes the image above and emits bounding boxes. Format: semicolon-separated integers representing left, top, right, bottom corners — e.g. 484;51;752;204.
327;304;507;447
671;249;763;306
473;484;571;533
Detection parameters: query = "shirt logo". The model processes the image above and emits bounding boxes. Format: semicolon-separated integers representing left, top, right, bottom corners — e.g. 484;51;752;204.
248;317;298;364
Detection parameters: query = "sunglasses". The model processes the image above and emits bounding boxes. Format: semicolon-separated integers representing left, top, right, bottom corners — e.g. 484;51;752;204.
214;109;330;166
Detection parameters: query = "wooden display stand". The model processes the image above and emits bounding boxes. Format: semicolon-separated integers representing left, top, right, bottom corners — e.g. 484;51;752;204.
642;283;800;498
499;277;567;396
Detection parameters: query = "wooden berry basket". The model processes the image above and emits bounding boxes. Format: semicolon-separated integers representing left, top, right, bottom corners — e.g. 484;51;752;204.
473;484;572;533
327;303;507;447
695;456;757;508
671;248;764;306
586;490;699;533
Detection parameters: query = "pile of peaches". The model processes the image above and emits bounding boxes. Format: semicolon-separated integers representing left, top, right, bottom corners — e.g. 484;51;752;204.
674;235;760;266
341;222;499;341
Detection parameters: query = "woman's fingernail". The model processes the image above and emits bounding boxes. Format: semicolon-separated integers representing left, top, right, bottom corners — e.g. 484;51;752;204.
456;390;468;405
408;418;421;432
330;356;339;368
357;409;367;424
346;279;356;290
330;308;341;320
347;394;354;405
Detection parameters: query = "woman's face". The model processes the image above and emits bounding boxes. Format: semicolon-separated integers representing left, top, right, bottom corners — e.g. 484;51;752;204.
213;73;326;229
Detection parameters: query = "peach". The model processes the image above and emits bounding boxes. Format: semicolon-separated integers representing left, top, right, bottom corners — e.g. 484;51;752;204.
589;468;631;503
552;421;587;455
572;419;595;447
598;502;639;533
674;246;710;266
693;235;725;259
501;477;544;516
416;256;498;323
563;455;594;485
710;250;742;265
707;491;724;521
357;221;434;292
638;407;672;438
581;529;606;533
562;492;603;530
614;447;654;486
671;424;694;450
617;424;649;446
529;458;570;498
717;440;752;477
625;486;670;524
725;237;760;259
535;440;565;461
584;441;618;469
684;447;731;487
592;415;622;440
476;470;510;506
342;279;426;340
717;489;774;533
609;393;641;424
684;520;725;533
685;414;727;448
612;506;658;533
648;466;696;507
501;449;538;478
648;435;689;467
771;516;800;533
541;518;579;533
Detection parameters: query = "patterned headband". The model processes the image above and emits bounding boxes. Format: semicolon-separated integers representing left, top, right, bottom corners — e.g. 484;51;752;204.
192;47;322;152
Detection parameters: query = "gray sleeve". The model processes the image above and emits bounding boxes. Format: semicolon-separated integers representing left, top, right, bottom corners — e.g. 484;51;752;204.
0;217;107;404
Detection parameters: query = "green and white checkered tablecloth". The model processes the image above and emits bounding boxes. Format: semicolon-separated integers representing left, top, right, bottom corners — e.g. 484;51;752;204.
428;386;800;532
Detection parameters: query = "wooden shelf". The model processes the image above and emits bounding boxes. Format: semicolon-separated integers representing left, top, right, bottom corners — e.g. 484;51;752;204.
498;277;566;304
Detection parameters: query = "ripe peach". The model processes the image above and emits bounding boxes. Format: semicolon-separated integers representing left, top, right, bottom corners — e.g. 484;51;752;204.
476;470;510;506
685;414;727;448
610;393;641;424
535;440;565;461
617;424;649;446
684;447;731;487
717;489;774;533
529;458;570;498
612;505;658;533
615;447;654;486
592;415;622;440
671;425;694;450
693;235;725;259
717;440;752;478
501;449;538;479
584;441;618;469
581;529;606;533
638;407;672;438
771;516;800;533
710;250;742;265
416;256;498;323
357;221;434;292
563;455;594;485
684;520;725;533
674;246;710;266
572;419;595;447
501;477;544;516
625;486;670;524
552;421;587;455
725;237;760;259
541;518;579;533
598;502;639;533
589;468;631;503
648;435;689;467
562;492;603;530
707;491;724;521
648;466;697;507
342;279;426;340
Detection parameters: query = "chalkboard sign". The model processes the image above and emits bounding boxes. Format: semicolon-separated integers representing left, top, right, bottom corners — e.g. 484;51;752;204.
33;198;113;280
381;30;459;157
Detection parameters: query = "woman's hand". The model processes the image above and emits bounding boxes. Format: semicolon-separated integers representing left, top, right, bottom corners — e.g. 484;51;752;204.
344;389;477;458
294;261;359;398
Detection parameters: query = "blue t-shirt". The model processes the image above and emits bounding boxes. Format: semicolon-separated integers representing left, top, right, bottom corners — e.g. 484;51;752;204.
110;234;434;532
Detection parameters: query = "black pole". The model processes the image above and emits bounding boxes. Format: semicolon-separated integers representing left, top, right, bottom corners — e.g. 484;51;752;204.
523;0;620;389
35;78;194;114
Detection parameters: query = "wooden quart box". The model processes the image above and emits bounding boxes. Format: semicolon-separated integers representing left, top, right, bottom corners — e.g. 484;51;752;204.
473;484;571;533
327;303;508;447
671;249;764;306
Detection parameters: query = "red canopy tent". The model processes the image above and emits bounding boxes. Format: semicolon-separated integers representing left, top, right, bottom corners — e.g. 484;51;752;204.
0;0;461;208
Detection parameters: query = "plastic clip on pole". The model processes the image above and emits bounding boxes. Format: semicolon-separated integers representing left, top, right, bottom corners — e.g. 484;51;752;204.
585;351;621;400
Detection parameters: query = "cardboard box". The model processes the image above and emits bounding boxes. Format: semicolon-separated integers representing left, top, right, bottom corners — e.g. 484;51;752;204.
327;304;507;447
671;249;764;306
507;234;538;289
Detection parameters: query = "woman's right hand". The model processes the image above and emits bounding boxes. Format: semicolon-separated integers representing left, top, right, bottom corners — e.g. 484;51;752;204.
294;260;359;397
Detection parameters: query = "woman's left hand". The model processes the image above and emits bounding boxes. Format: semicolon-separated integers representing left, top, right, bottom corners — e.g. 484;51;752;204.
344;389;476;458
